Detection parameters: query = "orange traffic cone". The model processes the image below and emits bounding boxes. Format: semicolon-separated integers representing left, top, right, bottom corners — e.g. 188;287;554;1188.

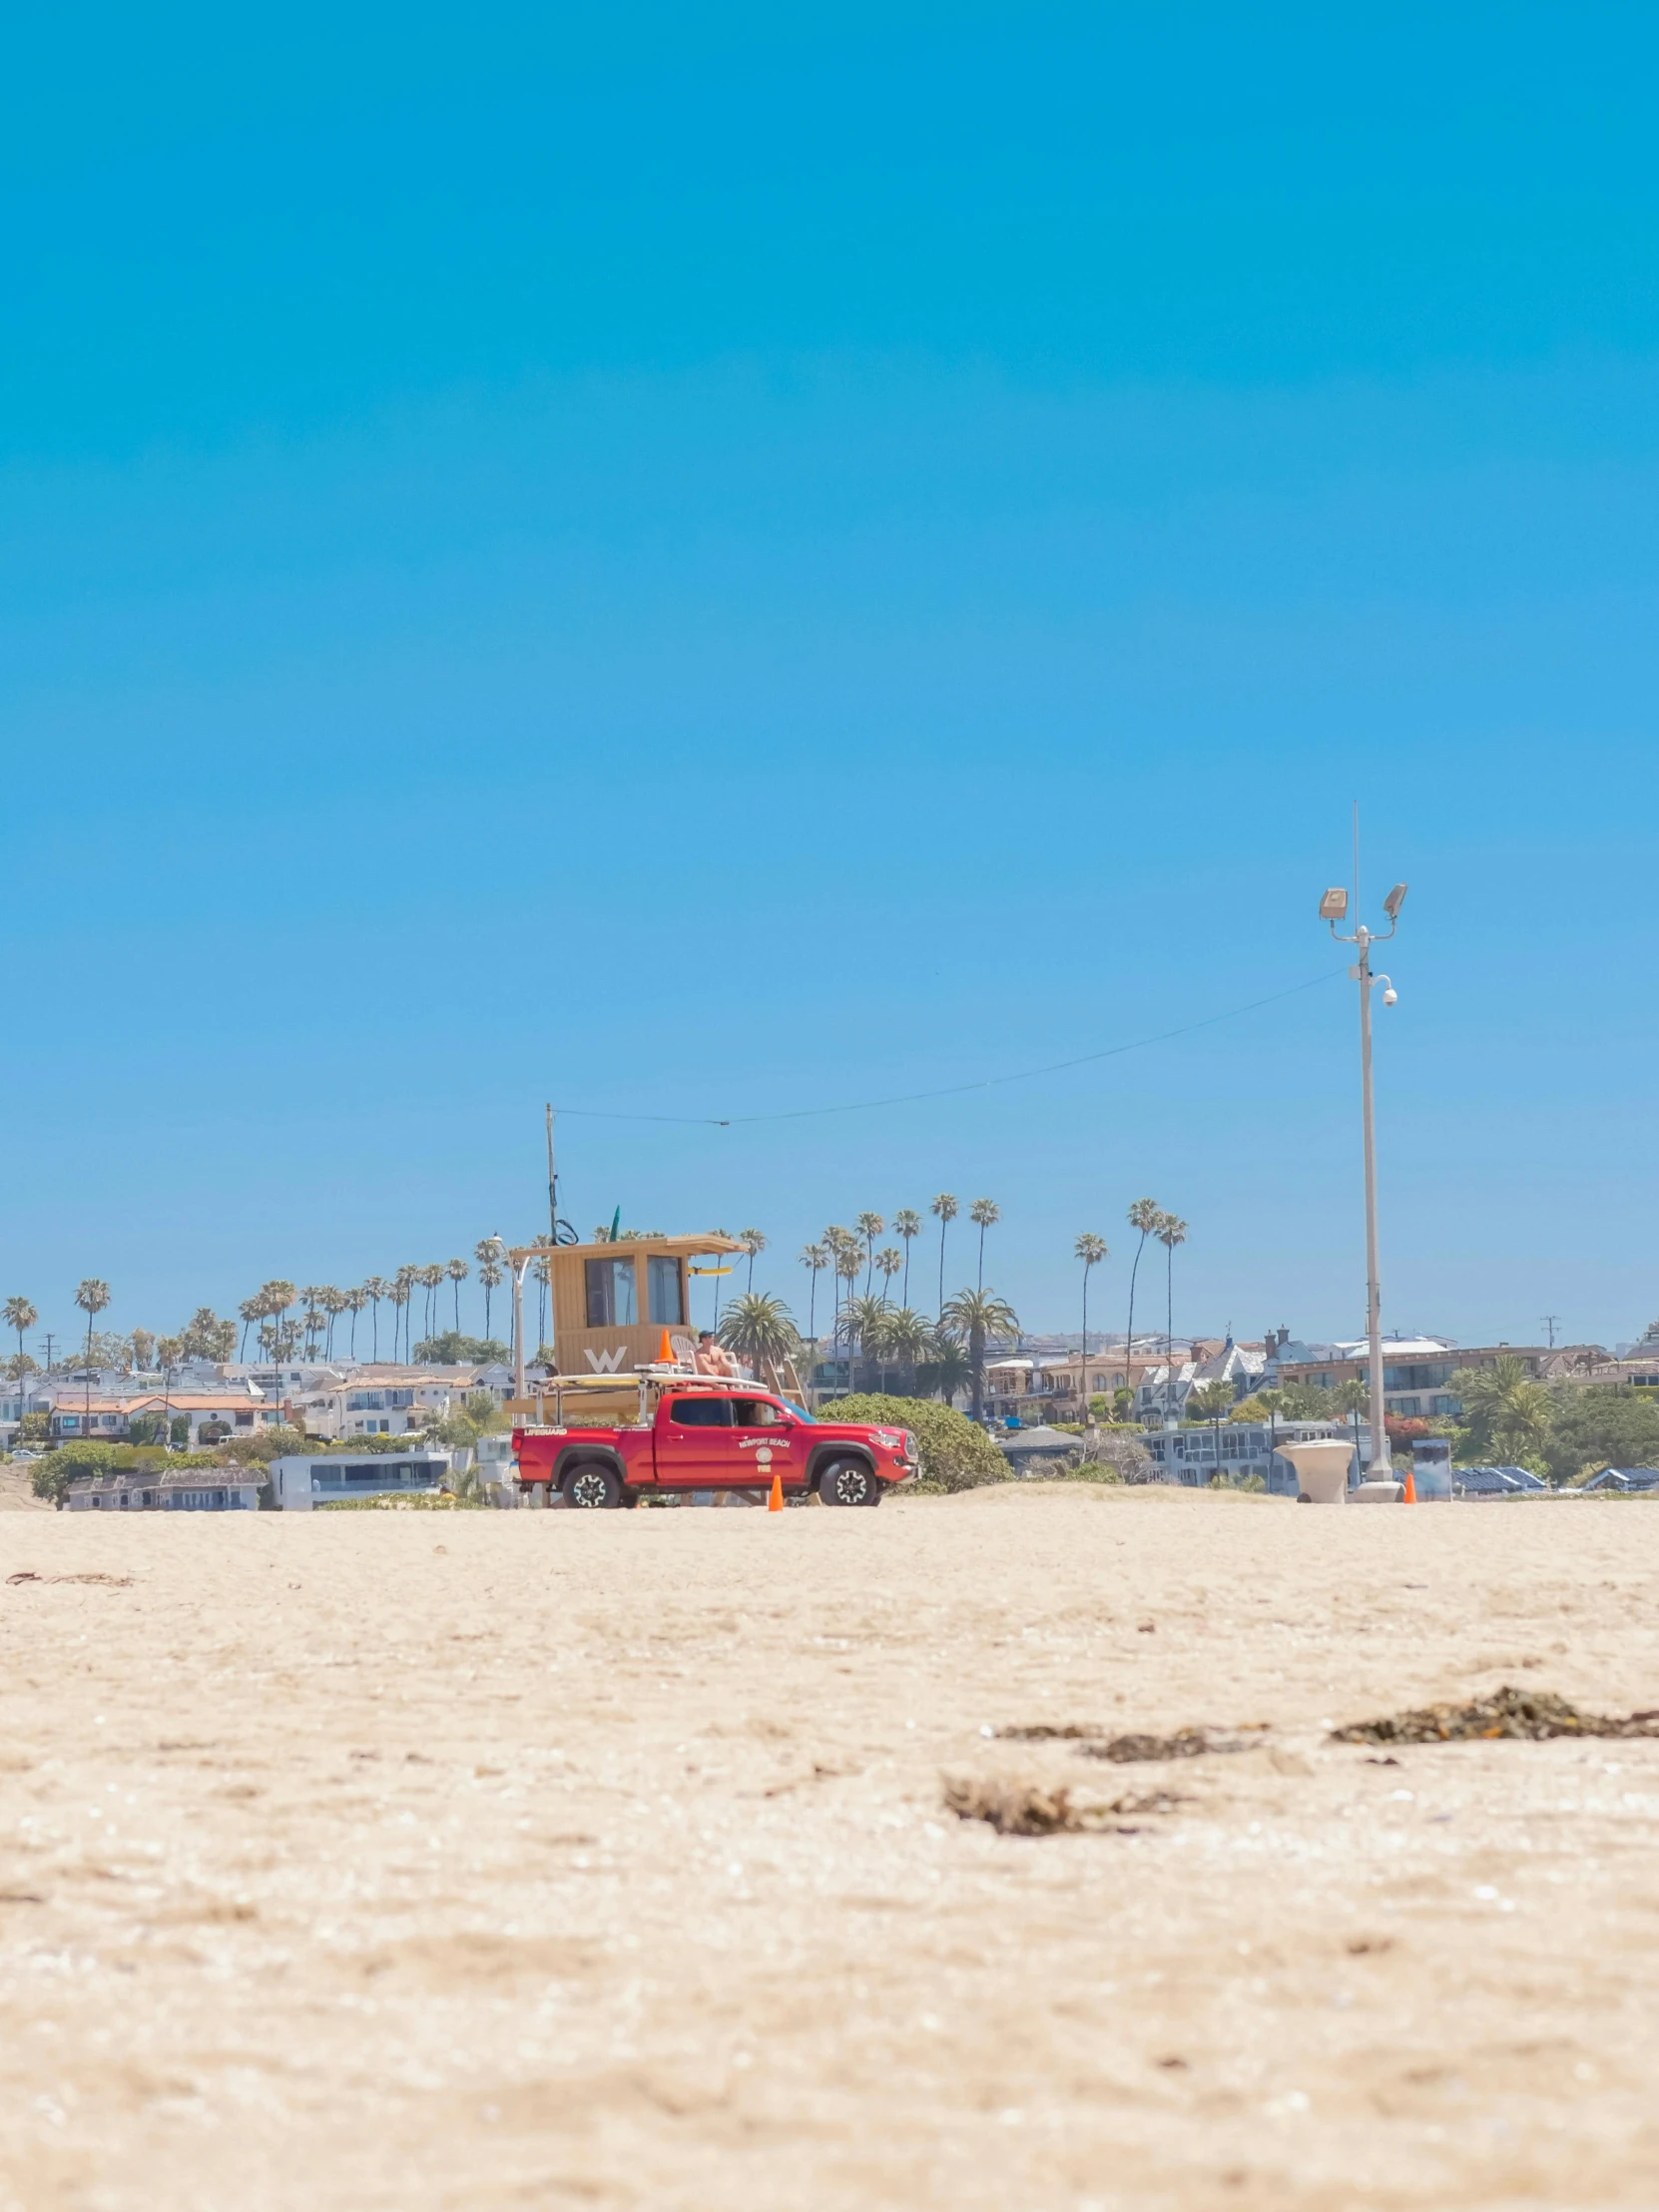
657;1329;676;1365
1401;1467;1417;1502
768;1470;784;1512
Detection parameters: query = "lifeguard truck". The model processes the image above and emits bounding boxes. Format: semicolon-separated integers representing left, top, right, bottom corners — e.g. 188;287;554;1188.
511;1373;919;1508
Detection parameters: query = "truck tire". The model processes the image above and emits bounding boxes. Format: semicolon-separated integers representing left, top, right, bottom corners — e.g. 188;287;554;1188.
818;1456;880;1508
562;1461;623;1510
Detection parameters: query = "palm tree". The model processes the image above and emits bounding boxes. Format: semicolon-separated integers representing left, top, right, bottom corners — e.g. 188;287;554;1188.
344;1287;367;1359
968;1198;1000;1291
833;1244;862;1375
1454;1353;1551;1468
1074;1234;1107;1384
529;1237;554;1348
798;1244;829;1342
838;1293;887;1394
874;1247;902;1304
940;1288;1019;1424
1124;1197;1161;1394
260;1281;296;1369
919;1324;972;1405
937;1194;959;1309
1155;1215;1187;1419
420;1263;445;1346
737;1228;768;1292
476;1256;502;1343
1253;1385;1287;1471
892;1209;922;1302
1334;1376;1371;1472
74;1278;111;1433
362;1277;387;1360
718;1292;798;1387
5;1297;37;1400
388;1276;412;1364
854;1213;884;1295
298;1287;326;1359
1187;1378;1236;1482
238;1296;261;1362
446;1259;469;1332
869;1305;928;1392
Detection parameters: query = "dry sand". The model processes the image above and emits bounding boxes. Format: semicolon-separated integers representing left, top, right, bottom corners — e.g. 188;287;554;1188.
2;1483;1657;2210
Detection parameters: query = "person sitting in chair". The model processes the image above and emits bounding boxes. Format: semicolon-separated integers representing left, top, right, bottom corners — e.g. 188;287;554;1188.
696;1330;738;1377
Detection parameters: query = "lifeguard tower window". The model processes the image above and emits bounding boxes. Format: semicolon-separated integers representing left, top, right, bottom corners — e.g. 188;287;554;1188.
647;1256;684;1326
585;1257;639;1327
670;1396;732;1426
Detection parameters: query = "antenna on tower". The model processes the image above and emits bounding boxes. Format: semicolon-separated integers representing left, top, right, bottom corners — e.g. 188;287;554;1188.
1540;1314;1560;1349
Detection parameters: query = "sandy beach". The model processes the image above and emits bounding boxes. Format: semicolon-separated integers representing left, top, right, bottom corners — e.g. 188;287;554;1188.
2;1484;1657;2209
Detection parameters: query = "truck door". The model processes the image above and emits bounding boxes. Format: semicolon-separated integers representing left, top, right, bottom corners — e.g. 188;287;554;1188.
730;1396;799;1487
656;1393;734;1485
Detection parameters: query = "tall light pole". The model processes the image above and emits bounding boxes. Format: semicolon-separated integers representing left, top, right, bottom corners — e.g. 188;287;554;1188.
1320;875;1405;1484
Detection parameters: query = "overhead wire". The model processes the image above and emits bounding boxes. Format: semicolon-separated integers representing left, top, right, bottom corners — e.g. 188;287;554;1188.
551;965;1345;1128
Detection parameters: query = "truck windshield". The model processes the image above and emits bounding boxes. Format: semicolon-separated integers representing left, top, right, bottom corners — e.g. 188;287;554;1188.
780;1400;816;1422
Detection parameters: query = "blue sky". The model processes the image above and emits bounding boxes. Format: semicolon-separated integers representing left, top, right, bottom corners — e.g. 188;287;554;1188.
4;2;1658;1357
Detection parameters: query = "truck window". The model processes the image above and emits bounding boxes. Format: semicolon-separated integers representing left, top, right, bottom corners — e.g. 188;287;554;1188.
585;1256;639;1327
647;1256;684;1325
732;1398;790;1427
668;1396;732;1426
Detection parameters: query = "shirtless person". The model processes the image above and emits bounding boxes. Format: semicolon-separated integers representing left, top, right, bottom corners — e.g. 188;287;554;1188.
695;1330;739;1377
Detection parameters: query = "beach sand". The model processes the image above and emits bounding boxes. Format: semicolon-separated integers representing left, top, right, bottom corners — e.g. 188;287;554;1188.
2;1484;1657;2209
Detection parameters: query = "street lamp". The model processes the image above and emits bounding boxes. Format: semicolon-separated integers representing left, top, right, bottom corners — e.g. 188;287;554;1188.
1321;876;1406;1490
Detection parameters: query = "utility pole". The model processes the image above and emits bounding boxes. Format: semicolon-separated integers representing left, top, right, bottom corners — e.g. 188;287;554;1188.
1541;1315;1560;1349
555;1101;570;1247
1320;845;1406;1488
40;1333;57;1375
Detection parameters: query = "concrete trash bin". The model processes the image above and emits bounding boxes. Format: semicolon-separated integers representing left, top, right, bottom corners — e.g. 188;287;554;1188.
1276;1438;1354;1504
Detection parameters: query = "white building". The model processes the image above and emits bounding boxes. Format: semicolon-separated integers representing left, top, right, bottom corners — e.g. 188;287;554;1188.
292;1364;513;1440
66;1470;263;1512
269;1449;453;1510
1144;1419;1369;1492
1134;1338;1266;1424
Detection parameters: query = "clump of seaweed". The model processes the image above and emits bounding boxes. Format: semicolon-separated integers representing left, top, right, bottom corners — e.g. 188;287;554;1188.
1331;1686;1659;1746
942;1777;1185;1836
996;1722;1257;1763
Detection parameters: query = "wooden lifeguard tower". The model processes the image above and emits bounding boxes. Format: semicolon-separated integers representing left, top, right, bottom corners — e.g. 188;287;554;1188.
503;1232;746;1395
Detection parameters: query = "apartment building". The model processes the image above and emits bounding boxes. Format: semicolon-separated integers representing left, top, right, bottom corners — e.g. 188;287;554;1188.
1268;1336;1560;1421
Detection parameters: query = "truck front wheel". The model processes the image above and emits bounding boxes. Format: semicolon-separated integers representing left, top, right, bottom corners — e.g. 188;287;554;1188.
562;1462;623;1509
818;1457;881;1507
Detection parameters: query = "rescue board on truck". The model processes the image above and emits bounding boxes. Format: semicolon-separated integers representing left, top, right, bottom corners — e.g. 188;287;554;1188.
511;1374;919;1509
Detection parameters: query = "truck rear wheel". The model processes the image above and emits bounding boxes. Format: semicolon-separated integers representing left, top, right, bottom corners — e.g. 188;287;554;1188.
562;1461;623;1510
818;1457;880;1508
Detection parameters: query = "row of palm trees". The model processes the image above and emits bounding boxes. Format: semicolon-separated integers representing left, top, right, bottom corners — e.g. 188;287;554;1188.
793;1199;1002;1335
233;1252;510;1367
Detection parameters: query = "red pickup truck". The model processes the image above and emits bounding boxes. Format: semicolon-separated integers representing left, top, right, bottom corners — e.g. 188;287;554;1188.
512;1377;919;1508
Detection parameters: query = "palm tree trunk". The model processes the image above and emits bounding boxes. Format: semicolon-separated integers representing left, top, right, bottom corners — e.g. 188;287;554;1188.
977;1225;985;1292
902;1242;910;1305
1165;1247;1174;1420
482;1283;492;1341
970;1325;985;1423
1125;1234;1147;1403
937;1224;947;1317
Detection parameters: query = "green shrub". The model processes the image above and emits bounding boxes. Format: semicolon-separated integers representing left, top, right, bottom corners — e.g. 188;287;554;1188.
815;1393;1007;1493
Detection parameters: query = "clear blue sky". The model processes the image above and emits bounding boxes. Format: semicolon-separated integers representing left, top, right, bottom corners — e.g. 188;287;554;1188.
5;2;1658;1358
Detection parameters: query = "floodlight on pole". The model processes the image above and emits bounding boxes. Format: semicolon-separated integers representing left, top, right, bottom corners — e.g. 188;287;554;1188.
1322;825;1404;1497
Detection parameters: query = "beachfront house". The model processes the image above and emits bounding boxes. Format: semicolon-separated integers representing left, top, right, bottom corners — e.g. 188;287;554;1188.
65;1470;264;1511
268;1450;453;1509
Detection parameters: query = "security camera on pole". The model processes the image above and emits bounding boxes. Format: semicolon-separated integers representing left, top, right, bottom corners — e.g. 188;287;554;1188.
1319;870;1406;1502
